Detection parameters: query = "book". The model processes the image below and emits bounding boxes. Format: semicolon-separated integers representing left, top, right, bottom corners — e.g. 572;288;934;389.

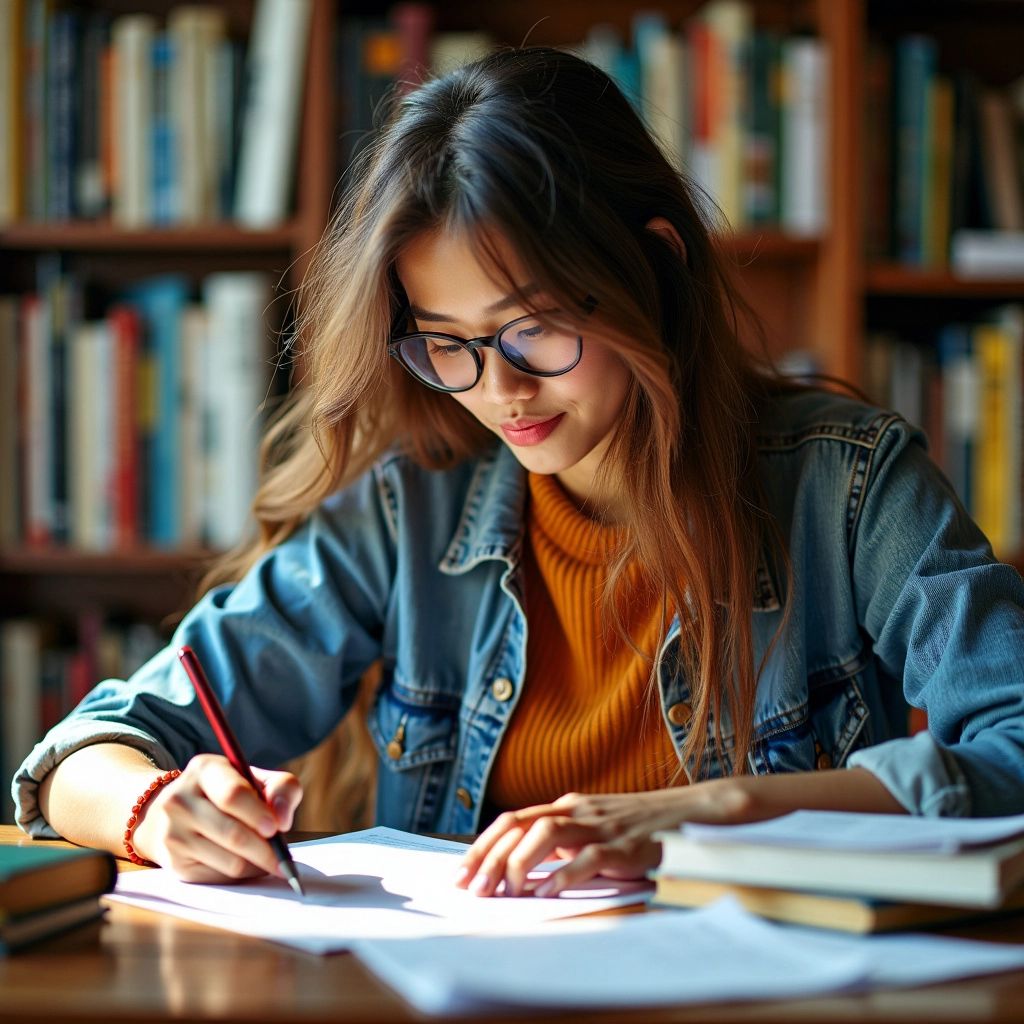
0;0;24;224
130;275;189;547
656;811;1024;908
0;895;105;954
112;14;155;226
233;0;312;226
978;88;1024;232
201;272;270;548
653;875;1024;934
951;229;1024;278
633;12;687;175
973;309;1024;557
894;35;937;265
0;844;115;952
937;321;977;510
780;35;828;237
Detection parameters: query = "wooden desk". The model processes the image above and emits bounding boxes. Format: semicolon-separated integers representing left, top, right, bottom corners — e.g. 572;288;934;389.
3;825;1024;1024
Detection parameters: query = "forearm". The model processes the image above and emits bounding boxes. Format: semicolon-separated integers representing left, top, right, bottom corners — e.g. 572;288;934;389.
732;766;907;821
38;743;170;856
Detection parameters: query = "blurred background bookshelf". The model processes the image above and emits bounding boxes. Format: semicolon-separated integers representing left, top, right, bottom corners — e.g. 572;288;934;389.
0;0;1023;820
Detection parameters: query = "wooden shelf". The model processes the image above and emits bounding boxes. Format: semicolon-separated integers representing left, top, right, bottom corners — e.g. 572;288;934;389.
865;265;1024;298
0;547;216;575
0;221;300;252
723;231;821;263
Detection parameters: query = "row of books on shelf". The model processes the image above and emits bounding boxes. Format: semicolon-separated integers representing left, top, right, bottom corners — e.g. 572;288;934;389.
865;34;1024;274
0;0;312;228
0;612;164;822
0;264;272;552
341;1;828;236
863;304;1024;560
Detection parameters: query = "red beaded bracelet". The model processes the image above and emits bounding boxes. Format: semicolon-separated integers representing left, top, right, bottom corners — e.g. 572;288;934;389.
123;769;182;865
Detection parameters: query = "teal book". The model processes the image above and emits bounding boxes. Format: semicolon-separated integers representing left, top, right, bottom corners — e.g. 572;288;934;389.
0;844;116;953
129;275;190;547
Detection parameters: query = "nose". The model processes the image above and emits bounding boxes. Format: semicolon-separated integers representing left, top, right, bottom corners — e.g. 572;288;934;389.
477;349;540;404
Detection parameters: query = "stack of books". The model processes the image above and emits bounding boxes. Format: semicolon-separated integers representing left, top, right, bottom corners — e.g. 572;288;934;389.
653;810;1024;933
1;844;116;953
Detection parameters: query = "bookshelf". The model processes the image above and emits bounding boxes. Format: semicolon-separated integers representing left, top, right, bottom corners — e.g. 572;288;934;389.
0;0;1022;821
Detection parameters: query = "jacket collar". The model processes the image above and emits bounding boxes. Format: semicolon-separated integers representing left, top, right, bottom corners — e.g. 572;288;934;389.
438;444;781;612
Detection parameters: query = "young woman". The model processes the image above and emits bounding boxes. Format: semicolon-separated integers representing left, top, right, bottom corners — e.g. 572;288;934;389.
16;48;1024;897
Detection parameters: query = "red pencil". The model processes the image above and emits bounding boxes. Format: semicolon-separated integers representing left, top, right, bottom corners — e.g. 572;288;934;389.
176;645;305;897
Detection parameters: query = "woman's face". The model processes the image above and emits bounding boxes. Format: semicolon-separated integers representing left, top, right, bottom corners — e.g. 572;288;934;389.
396;228;633;517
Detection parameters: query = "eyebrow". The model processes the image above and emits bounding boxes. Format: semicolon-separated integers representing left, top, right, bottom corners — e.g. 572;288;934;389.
408;284;540;324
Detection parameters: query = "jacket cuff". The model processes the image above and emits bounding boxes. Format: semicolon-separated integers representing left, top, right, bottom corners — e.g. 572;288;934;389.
847;731;971;816
11;721;177;838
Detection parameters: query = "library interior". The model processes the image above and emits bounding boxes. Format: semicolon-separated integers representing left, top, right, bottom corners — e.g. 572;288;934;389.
3;0;1024;1022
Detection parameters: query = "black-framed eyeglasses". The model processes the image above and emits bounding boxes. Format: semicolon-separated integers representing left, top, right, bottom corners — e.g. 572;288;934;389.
388;310;584;393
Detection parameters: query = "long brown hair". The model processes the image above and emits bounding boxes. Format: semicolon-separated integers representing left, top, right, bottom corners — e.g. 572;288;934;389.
203;46;791;777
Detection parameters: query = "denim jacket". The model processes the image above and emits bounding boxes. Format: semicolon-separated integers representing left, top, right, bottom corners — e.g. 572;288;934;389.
14;390;1024;837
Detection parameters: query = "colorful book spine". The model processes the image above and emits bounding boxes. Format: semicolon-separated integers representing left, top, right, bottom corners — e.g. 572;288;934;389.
130;275;189;548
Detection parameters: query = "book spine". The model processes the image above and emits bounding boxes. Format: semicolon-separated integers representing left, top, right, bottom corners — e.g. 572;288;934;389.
112;14;155;227
21;293;51;546
131;276;188;547
702;0;751;231
974;324;1008;553
233;0;313;226
22;0;47;221
202;273;269;548
108;305;140;549
75;12;109;220
0;0;25;223
744;31;781;226
1;619;43;823
0;298;19;545
45;9;77;221
894;36;936;266
781;36;828;237
150;32;176;225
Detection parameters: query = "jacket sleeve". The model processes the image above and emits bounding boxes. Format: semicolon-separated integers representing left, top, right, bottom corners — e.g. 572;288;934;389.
12;466;396;837
845;417;1024;816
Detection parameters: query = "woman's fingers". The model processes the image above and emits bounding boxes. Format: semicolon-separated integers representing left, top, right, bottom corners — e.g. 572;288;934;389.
136;754;303;883
251;765;304;831
455;803;556;889
534;835;662;896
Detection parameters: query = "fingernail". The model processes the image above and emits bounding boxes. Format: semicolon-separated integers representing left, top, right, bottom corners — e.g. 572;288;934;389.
259;817;277;837
534;878;556;898
454;865;471;885
469;872;490;895
273;797;290;824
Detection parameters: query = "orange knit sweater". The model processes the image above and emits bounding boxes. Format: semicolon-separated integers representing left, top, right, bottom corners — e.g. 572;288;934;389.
486;472;681;812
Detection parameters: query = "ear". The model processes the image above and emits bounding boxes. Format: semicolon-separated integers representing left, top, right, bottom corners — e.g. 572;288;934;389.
645;216;687;263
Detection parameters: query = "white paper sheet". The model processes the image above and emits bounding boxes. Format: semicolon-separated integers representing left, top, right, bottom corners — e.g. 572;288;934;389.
678;810;1024;853
353;896;1024;1015
107;826;651;954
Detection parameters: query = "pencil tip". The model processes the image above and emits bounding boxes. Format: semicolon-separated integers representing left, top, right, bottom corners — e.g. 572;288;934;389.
287;874;305;898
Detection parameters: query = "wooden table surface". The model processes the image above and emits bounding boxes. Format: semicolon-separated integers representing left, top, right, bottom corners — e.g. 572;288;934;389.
4;824;1024;1024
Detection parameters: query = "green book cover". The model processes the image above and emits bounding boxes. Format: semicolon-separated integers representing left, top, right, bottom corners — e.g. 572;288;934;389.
0;844;117;921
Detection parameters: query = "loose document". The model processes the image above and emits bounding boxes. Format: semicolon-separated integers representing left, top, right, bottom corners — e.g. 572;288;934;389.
107;826;651;954
352;896;1024;1015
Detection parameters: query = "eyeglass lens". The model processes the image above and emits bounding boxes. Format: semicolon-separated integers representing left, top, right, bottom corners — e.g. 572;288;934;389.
396;316;580;391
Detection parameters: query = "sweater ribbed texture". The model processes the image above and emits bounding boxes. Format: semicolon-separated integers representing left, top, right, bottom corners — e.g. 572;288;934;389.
486;472;680;811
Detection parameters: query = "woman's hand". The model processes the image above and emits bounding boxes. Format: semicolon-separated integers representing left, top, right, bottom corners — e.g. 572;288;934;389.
130;754;304;883
455;767;906;897
456;778;759;898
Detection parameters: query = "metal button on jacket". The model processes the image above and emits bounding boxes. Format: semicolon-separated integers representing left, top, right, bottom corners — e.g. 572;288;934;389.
456;787;474;810
491;677;514;702
667;701;693;727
